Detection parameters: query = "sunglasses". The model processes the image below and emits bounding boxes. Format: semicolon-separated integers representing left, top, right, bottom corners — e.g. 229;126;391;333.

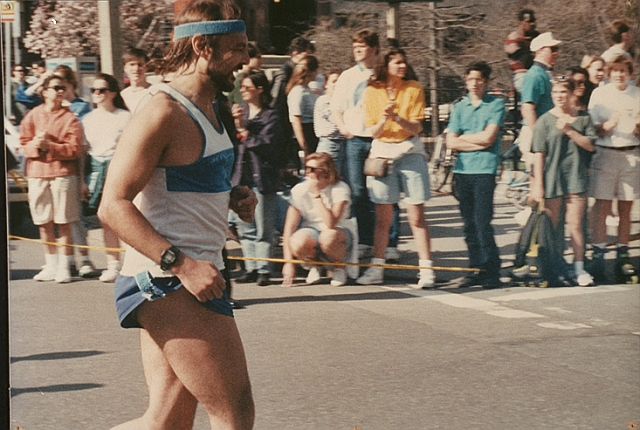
549;46;560;53
14;68;25;72
48;85;66;92
91;87;111;94
305;165;328;175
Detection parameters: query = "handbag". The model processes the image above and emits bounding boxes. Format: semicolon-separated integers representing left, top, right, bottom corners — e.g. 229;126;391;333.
363;157;392;178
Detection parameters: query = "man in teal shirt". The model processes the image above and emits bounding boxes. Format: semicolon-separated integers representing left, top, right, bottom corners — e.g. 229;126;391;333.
447;61;506;288
519;32;561;168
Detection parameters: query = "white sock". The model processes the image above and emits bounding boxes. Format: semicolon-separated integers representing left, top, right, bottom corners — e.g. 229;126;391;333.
44;253;57;268
574;261;585;275
64;255;76;265
371;257;385;267
419;259;433;269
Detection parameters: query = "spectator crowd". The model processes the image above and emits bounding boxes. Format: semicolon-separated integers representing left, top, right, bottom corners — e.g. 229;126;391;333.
10;11;639;289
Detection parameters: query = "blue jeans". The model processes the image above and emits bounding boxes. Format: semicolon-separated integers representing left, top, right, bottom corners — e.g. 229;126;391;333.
237;189;278;274
344;137;399;247
453;173;500;277
317;137;346;178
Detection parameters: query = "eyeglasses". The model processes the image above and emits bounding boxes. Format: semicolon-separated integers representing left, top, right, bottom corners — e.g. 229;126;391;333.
573;80;586;86
305;165;328;175
48;85;66;92
91;87;110;94
14;68;25;72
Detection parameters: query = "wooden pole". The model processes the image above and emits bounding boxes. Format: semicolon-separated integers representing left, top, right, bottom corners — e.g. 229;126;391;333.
98;0;123;83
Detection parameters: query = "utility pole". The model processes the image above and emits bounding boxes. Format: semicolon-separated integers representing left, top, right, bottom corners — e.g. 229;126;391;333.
98;0;123;83
386;2;400;40
428;1;439;138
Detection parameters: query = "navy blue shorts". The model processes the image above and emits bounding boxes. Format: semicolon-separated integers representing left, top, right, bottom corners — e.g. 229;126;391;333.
115;272;234;329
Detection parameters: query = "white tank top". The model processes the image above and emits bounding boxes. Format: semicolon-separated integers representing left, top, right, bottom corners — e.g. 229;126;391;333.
120;84;234;277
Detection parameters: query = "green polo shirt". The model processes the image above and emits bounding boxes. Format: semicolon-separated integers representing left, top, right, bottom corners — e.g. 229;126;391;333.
448;94;506;175
521;61;553;119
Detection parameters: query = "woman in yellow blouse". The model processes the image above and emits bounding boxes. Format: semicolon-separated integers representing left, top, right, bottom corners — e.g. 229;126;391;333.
355;48;434;288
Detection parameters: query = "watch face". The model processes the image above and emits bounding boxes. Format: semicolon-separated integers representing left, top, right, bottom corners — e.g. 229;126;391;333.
161;247;178;270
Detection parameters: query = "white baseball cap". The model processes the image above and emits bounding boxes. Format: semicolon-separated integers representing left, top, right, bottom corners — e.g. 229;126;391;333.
530;32;562;52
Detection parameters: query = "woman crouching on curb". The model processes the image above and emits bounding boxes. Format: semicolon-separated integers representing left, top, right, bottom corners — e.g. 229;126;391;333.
281;152;352;287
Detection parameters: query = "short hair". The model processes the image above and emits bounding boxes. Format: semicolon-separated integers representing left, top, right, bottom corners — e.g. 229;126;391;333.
158;0;242;76
608;54;633;75
518;9;536;22
289;36;314;55
352;28;380;49
123;47;149;64
53;65;78;89
305;152;340;184
32;60;45;68
465;61;492;80
610;20;630;44
247;41;261;58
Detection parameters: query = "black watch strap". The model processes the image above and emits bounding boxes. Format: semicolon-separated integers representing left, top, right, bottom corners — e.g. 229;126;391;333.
160;246;182;271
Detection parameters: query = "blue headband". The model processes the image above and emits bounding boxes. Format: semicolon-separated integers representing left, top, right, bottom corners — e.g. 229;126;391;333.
174;20;246;40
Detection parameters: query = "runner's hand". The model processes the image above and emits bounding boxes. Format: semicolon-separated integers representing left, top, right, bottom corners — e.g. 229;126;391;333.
281;262;296;288
172;256;226;302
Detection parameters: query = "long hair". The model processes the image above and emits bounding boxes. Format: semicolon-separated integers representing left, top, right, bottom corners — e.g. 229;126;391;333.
244;71;272;107
93;73;128;111
285;55;319;95
157;0;242;77
371;47;408;86
305;152;340;184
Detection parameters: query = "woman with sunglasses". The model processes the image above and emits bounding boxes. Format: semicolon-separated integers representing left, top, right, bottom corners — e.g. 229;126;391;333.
356;47;434;289
231;71;281;286
281;152;352;287
529;76;596;286
19;75;84;283
81;73;130;282
580;55;606;104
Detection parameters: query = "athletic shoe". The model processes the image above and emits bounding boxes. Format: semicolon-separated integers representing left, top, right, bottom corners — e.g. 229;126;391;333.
78;260;97;278
330;268;347;287
305;267;322;285
33;265;57;282
356;267;384;285
54;263;72;284
415;269;435;289
576;271;594;287
257;273;270;286
385;247;400;262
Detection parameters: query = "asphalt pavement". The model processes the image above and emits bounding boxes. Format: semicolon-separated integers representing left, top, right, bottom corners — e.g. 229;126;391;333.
8;193;640;430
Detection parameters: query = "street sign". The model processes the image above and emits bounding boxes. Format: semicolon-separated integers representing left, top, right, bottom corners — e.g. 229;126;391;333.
1;1;16;23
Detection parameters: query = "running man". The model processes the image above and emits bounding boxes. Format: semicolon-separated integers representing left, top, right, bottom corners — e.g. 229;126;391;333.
99;1;257;428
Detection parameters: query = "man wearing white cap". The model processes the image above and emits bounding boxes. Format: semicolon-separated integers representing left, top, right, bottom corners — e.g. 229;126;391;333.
519;32;561;168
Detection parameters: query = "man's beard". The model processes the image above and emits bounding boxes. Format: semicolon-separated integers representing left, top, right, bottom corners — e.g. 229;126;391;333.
208;68;234;92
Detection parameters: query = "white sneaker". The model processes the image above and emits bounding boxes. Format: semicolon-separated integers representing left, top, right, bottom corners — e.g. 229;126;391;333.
415;269;435;289
99;261;120;283
305;267;322;285
54;263;72;284
385;247;400;261
358;244;373;259
330;268;347;287
576;271;594;287
356;267;384;285
78;260;96;278
33;265;57;282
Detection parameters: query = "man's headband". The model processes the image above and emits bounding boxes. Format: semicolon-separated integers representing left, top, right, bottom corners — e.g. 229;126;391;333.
174;20;246;41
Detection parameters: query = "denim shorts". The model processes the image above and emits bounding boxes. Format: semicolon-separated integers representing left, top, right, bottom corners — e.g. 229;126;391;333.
115;272;234;329
366;153;431;205
296;226;353;261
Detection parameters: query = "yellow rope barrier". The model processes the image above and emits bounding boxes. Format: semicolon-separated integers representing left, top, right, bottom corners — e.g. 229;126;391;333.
8;235;480;273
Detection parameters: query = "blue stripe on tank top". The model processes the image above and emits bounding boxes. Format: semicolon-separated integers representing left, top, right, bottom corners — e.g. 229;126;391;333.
165;148;234;193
